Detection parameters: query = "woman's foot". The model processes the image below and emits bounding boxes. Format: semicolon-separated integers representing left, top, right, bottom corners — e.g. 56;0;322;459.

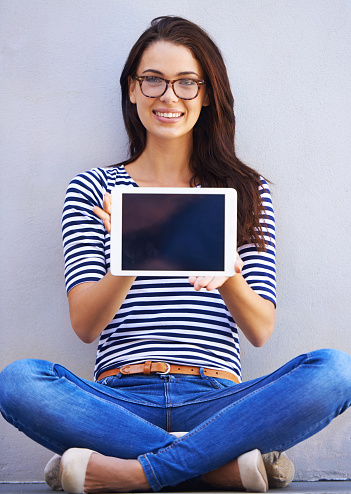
202;457;244;490
84;453;150;493
60;448;150;493
202;449;268;492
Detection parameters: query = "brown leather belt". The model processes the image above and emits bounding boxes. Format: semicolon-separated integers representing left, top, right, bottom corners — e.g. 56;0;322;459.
97;361;239;384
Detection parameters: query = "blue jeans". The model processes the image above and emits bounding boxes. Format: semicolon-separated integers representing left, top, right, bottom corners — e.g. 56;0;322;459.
1;349;351;491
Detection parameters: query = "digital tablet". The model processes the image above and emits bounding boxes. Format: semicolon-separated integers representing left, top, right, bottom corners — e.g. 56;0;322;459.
110;187;237;276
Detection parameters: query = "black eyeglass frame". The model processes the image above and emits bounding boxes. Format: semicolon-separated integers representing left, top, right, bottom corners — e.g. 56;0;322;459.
133;75;206;100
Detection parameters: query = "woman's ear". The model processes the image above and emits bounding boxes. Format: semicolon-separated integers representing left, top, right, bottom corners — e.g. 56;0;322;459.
202;91;210;107
129;76;136;104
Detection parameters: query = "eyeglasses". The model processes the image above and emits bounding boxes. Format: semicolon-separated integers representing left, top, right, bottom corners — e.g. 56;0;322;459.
133;75;206;100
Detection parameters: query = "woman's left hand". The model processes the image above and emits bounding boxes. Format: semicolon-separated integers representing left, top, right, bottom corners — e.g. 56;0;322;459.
189;253;243;291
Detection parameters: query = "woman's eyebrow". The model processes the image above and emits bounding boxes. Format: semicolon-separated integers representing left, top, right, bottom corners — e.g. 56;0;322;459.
141;69;200;77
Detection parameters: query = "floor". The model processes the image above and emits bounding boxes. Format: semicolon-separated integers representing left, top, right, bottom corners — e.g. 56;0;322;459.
1;482;351;494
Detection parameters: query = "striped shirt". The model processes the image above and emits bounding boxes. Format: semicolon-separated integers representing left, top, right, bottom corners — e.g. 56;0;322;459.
62;165;276;382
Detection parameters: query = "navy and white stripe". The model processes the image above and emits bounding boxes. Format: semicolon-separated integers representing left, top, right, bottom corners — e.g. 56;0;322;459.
62;166;276;382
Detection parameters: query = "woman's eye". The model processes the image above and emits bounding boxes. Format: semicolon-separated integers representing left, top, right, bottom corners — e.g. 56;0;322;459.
145;77;163;84
178;79;197;86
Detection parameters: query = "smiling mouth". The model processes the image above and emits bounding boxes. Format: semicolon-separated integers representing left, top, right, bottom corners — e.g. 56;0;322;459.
154;111;184;119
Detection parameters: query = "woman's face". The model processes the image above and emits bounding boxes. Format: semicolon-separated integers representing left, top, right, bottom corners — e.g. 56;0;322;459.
129;41;209;143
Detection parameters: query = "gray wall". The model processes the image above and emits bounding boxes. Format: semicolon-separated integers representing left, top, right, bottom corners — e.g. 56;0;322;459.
1;0;350;482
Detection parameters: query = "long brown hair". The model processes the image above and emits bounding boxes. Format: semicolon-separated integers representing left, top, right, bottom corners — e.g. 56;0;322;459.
119;16;268;249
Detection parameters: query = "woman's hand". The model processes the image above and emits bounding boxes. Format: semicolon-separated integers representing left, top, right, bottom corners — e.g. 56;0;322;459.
188;254;244;291
93;192;112;233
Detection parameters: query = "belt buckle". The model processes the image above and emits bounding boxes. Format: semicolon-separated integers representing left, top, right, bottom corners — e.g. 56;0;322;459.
156;363;171;375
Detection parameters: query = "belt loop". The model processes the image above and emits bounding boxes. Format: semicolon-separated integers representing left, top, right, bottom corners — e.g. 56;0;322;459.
144;361;152;375
200;367;207;379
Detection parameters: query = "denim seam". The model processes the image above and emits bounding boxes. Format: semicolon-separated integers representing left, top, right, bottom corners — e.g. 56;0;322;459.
167;381;172;433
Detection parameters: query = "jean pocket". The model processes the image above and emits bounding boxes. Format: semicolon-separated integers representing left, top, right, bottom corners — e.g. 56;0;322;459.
206;376;235;389
98;376;118;387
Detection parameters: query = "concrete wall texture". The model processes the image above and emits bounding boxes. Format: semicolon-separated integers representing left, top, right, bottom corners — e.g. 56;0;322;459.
1;0;350;482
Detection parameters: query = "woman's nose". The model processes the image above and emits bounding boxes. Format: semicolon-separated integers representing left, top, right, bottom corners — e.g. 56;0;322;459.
160;83;179;102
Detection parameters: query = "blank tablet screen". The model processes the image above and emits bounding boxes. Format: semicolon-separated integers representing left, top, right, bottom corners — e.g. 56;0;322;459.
121;193;225;271
110;187;237;276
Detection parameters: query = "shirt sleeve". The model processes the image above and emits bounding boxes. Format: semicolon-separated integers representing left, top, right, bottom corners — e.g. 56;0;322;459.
237;179;276;307
62;169;108;294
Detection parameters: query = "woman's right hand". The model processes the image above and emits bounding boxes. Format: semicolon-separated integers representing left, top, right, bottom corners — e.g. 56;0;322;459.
93;192;112;234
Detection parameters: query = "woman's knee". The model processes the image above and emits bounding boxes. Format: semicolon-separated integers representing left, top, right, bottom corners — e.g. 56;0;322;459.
309;348;351;371
0;359;51;415
308;348;351;393
0;358;48;382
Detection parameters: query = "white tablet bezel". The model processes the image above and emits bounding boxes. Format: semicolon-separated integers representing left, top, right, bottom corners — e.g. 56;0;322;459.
110;187;237;277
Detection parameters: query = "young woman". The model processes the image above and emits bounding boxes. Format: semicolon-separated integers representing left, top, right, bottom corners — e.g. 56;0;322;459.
1;16;351;494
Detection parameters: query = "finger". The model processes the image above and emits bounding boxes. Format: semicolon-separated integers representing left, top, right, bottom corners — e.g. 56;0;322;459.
188;276;196;285
93;206;112;233
103;192;112;215
103;218;111;234
206;276;229;291
234;253;244;274
93;205;109;222
193;276;214;291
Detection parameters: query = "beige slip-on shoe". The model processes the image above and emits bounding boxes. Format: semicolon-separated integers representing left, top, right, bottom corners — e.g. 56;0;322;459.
60;448;95;493
237;449;268;492
263;451;295;488
44;454;63;491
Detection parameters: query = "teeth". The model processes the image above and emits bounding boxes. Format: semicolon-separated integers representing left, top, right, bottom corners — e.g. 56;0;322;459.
155;112;182;118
